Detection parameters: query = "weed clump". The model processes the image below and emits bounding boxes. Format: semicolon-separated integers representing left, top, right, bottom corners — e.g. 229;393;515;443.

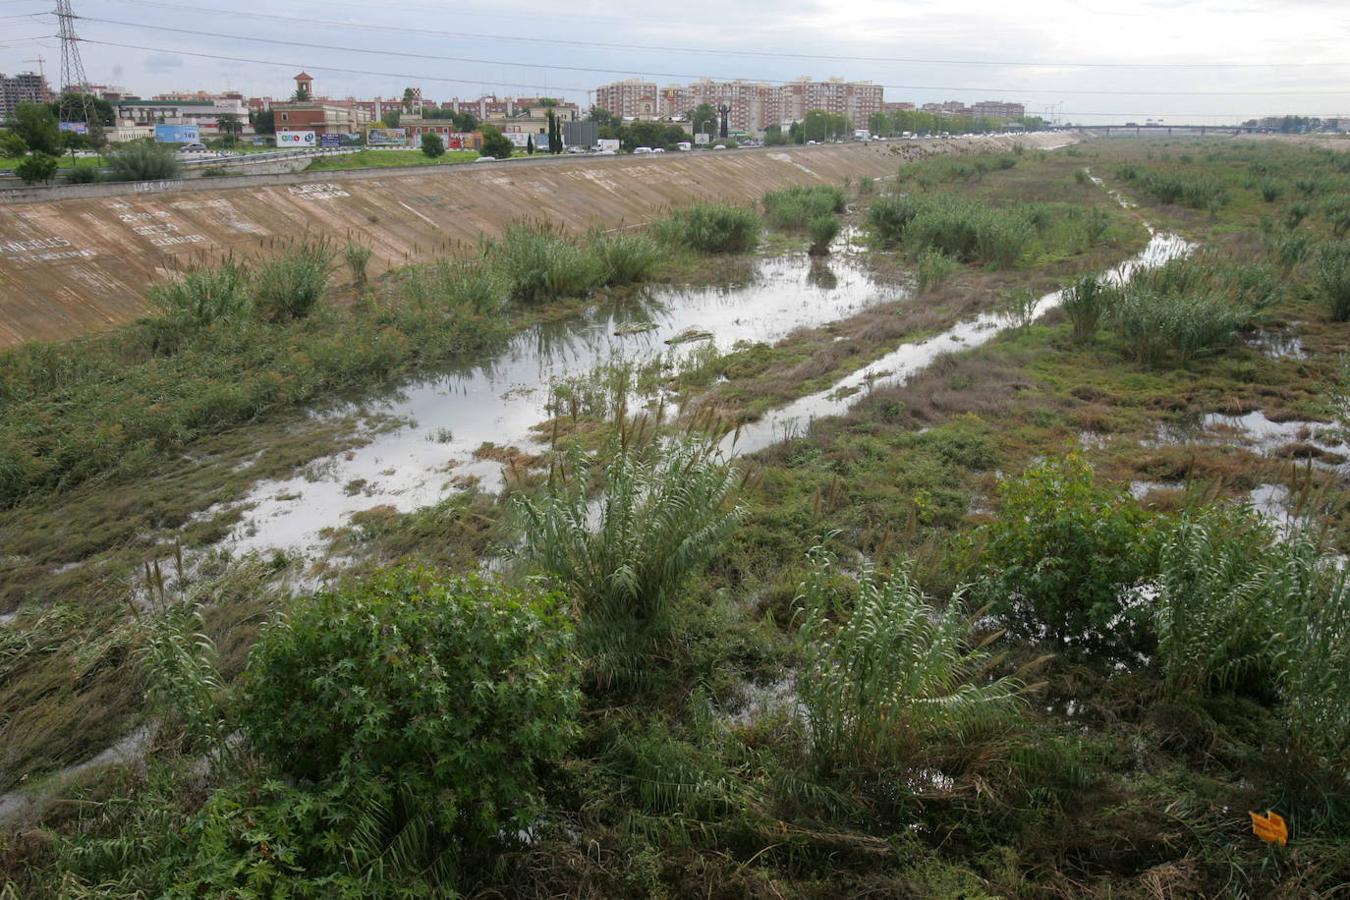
490;223;605;304
807;214;841;256
652;203;761;253
1060;274;1116;343
399;258;503;314
253;240;334;320
148;259;251;330
762;185;846;231
1313;241;1350;321
589;230;663;285
343;240;373;289
867;194;1035;268
797;548;1026;770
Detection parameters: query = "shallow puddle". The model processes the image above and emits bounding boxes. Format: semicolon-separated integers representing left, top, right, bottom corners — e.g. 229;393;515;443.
216;249;894;556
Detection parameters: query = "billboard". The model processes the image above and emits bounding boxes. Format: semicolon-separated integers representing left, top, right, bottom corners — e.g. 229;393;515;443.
694;132;711;145
154;124;199;143
367;127;408;146
597;138;620;153
277;130;317;147
319;133;341;148
503;131;540;149
58;121;88;135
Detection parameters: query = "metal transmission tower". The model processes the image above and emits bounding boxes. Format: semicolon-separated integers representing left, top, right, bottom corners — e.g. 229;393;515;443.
54;0;95;127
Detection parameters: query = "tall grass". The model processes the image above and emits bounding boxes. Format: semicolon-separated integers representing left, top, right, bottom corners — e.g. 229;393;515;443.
867;194;1035;268
489;223;605;304
807;215;841;256
516;437;745;681
1135;170;1228;210
148;259;251;330
796;548;1025;771
915;248;956;293
343;241;373;289
253;241;334;320
652;204;761;253
1108;253;1273;365
1060;274;1116;343
399;258;503;314
1313;242;1350;321
762;185;846;231
589;231;663;285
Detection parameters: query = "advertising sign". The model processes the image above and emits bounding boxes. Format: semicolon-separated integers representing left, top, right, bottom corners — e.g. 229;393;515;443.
154;124;200;143
319;133;341;148
693;132;711;146
58;122;89;135
277;130;317;147
503;132;537;149
596;138;621;153
366;127;408;146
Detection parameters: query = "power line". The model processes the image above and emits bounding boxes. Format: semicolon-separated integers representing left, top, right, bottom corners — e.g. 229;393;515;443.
74;15;1347;97
70;38;1343;119
94;0;1350;71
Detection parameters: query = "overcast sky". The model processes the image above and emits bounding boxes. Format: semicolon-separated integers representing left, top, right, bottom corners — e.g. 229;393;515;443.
2;0;1347;123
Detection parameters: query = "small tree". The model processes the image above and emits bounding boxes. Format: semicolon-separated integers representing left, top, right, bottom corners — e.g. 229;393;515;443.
546;109;562;154
421;132;445;158
11;103;61;154
526;134;535;154
250;108;275;136
0;130;27;157
480;125;513;159
106;141;180;182
15;152;59;185
215;112;243;146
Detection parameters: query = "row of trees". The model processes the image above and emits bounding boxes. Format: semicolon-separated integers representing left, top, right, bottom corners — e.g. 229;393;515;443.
868;108;1048;137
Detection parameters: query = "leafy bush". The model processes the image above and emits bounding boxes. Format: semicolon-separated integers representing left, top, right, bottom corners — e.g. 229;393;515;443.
1060;274;1116;343
976;454;1154;651
652;203;761;253
797;548;1025;770
589;230;662;285
242;567;581;845
148;259;251;330
105;141;180;182
253;240;333;320
14;151;58;185
517;438;744;680
64;165;101;185
807;214;841;256
479;125;513;159
1313;241;1350;321
762;184;846;230
490;223;605;303
421;132;445;158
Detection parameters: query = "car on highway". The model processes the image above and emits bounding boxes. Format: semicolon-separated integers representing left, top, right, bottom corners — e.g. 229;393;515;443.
473;155;498;163
179;143;209;152
633;146;654;154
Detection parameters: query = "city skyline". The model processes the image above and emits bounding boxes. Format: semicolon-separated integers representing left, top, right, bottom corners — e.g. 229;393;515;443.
2;0;1347;125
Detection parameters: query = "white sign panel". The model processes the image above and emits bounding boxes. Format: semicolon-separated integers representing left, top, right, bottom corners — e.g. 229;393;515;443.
277;130;317;147
597;138;621;152
694;133;711;145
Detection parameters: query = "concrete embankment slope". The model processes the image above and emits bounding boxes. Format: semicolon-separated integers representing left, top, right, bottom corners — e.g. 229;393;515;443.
0;134;1072;347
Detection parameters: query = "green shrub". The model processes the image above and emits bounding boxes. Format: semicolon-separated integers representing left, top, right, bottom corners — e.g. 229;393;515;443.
516;437;744;681
807;214;841;256
976;454;1154;651
490;223;605;303
762;184;846;230
421;132;445;158
652;203;761;253
241;567;581;843
253;240;333;320
1060;274;1115;343
14;152;58;185
148;259;251;330
797;548;1025;770
105;141;180;182
64;165;101;185
1314;242;1350;321
1285;202;1310;230
1259;180;1283;203
589;230;662;285
904;195;1034;267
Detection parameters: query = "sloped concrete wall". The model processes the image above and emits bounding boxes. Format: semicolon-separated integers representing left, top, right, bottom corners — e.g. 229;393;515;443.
0;135;1072;346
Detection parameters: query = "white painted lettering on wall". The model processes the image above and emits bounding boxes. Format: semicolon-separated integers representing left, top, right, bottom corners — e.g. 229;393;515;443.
288;183;350;200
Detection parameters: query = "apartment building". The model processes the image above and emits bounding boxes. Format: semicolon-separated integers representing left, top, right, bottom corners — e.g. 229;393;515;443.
776;78;883;128
970;100;1026;119
0;71;53;119
594;79;658;119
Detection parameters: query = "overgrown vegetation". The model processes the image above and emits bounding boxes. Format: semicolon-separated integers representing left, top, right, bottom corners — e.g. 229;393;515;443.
651;203;761;253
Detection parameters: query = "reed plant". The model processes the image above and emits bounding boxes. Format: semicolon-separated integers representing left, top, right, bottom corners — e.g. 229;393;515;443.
343;240;373;289
148;259;251;330
651;204;761;253
762;185;847;231
489;223;605;304
1313;241;1350;321
807;214;841;256
1060;274;1115;343
253;240;334;320
589;230;663;285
